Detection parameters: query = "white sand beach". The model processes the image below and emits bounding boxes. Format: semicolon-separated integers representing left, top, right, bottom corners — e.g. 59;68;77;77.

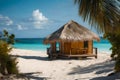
10;49;120;80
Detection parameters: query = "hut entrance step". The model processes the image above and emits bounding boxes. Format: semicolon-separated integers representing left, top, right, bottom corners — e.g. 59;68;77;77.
48;53;59;60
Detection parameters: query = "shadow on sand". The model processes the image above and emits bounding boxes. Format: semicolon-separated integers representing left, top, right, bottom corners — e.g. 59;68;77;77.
90;72;120;80
12;55;94;61
19;72;50;80
12;55;49;61
68;60;120;80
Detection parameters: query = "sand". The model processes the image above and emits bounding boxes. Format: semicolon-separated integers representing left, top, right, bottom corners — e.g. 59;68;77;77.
10;49;120;80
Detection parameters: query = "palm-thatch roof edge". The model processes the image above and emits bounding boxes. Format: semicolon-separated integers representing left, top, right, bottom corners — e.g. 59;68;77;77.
44;20;100;44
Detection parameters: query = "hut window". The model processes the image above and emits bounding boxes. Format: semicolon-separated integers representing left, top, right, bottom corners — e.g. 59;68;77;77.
84;41;88;48
56;42;60;52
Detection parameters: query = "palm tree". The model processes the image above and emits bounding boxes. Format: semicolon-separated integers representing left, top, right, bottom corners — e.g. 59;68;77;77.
8;34;15;44
3;30;15;44
3;30;8;42
75;0;120;72
74;0;120;33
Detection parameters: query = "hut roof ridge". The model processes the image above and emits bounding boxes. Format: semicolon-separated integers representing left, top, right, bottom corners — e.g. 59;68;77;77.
44;20;100;43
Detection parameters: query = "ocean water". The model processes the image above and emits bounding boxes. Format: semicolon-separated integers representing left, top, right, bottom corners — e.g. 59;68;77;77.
14;38;50;51
93;38;112;53
13;38;112;53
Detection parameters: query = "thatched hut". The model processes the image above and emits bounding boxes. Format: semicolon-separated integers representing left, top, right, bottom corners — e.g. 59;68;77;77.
44;20;100;59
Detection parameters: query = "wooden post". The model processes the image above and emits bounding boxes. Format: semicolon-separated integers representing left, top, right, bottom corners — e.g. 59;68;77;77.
95;48;97;59
51;42;56;53
59;42;62;53
61;41;64;54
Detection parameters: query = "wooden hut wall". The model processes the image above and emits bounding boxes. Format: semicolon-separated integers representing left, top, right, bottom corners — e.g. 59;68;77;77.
63;42;71;54
59;41;65;53
60;42;64;53
61;41;84;55
51;42;56;53
59;42;61;52
71;41;84;54
88;40;93;54
61;41;93;55
60;42;64;54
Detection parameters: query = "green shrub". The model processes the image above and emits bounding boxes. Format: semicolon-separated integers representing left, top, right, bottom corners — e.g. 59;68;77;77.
104;33;120;72
0;40;18;75
115;58;120;72
6;56;18;74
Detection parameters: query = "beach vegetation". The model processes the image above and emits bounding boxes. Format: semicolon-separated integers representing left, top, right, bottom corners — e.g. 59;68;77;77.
75;0;120;72
0;30;18;75
2;30;15;44
104;33;120;72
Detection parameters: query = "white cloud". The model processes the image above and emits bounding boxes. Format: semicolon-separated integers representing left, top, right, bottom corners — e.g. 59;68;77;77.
17;24;27;30
33;9;48;21
0;15;13;26
17;24;23;30
32;9;48;29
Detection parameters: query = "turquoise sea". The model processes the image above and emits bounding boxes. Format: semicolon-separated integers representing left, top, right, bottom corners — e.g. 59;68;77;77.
14;38;112;53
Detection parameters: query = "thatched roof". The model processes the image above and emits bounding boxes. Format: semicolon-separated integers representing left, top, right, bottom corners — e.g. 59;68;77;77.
44;20;100;43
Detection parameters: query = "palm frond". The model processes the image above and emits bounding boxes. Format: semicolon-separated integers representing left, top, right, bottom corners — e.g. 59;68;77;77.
75;0;120;34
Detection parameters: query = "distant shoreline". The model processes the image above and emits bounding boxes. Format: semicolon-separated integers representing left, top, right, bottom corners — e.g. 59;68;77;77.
13;38;111;54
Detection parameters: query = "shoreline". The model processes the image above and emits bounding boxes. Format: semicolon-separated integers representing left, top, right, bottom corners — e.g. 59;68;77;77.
13;48;112;54
8;48;120;80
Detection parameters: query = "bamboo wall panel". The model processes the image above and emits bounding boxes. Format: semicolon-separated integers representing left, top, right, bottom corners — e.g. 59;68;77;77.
71;41;84;54
64;42;71;54
57;40;93;55
59;42;62;53
60;42;64;53
61;42;64;53
88;41;93;54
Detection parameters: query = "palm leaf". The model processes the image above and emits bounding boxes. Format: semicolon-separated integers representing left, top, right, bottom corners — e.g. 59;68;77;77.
75;0;120;34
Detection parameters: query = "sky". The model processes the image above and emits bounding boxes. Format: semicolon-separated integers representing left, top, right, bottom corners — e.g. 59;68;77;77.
0;0;100;38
